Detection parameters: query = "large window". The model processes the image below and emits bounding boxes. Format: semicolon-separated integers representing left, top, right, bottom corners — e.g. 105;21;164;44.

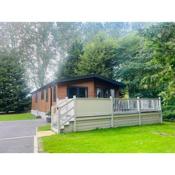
53;86;56;102
67;87;88;98
96;88;115;98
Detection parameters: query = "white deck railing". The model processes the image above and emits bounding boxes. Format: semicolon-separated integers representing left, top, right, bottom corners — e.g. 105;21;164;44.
51;97;76;133
113;98;161;114
51;97;162;133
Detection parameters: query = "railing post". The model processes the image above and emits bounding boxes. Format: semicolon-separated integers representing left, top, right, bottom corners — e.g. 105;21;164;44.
51;106;53;131
56;98;59;106
137;97;141;125
159;97;163;123
57;107;61;134
110;96;114;127
73;95;77;132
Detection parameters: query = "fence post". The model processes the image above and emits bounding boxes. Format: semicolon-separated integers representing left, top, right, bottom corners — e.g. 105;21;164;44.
137;97;141;125
110;96;114;127
159;97;163;123
73;95;77;132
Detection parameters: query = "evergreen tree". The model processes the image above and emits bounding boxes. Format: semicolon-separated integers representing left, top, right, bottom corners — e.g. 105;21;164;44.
0;55;30;113
56;40;84;78
76;33;118;79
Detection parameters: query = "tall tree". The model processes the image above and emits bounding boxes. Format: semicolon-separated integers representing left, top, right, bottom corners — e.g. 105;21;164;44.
55;40;84;78
140;22;175;104
0;22;59;89
0;55;30;113
76;33;118;78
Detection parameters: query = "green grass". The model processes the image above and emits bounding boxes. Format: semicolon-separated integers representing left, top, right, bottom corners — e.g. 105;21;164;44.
38;124;51;131
40;122;175;153
0;113;35;121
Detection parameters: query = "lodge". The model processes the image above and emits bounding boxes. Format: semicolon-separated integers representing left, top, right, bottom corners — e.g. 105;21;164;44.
31;74;125;117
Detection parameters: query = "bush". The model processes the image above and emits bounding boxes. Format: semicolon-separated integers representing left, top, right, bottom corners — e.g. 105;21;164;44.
163;105;175;121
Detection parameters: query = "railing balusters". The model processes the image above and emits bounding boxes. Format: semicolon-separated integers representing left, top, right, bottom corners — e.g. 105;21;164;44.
113;98;160;114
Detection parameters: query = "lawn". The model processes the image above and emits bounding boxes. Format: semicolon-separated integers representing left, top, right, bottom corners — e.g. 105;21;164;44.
0;113;36;121
38;124;51;131
40;122;175;153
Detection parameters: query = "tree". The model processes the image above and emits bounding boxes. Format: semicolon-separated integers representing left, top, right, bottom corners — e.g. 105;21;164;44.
140;23;175;104
55;40;84;78
114;32;155;97
76;33;118;78
0;55;30;113
0;23;60;89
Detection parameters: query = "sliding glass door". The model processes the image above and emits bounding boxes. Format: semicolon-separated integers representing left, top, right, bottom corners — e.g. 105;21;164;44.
67;87;88;98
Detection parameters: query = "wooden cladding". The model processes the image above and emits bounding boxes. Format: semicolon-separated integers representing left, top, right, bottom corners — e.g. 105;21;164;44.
31;79;121;113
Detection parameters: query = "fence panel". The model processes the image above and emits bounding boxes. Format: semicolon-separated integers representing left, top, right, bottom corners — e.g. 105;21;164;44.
140;99;160;112
113;98;138;114
76;98;112;117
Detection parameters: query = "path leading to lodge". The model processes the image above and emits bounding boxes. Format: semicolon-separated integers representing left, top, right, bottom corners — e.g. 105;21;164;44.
0;119;46;153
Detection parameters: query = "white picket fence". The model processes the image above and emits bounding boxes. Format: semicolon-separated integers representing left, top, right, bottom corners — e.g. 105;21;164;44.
51;97;162;133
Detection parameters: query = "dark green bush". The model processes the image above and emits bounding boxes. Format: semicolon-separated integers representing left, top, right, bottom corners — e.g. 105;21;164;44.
162;105;175;121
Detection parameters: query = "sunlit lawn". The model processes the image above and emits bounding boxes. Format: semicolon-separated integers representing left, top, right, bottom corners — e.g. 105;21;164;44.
40;122;175;153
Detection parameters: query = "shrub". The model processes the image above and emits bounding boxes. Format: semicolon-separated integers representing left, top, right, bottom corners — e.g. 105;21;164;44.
162;105;175;121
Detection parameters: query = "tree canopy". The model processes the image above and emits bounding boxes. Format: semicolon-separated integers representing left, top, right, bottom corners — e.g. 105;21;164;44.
1;22;175;109
75;33;118;79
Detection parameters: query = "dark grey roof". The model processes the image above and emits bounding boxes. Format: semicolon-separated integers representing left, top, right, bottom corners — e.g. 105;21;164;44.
31;74;125;94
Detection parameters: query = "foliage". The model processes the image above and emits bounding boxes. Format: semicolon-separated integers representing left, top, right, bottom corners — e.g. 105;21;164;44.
0;23;59;89
76;33;118;79
140;23;175;104
0;55;30;113
114;32;160;97
55;40;84;78
162;105;175;120
0;22;148;90
115;23;175;102
2;22;175;108
40;122;175;153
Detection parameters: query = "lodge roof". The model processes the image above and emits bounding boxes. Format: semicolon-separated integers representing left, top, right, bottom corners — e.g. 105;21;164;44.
31;74;125;94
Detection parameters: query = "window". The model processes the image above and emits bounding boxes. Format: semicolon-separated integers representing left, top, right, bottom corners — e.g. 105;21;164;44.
67;87;88;98
46;88;48;102
35;93;38;102
53;86;56;102
41;90;44;100
96;88;115;98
